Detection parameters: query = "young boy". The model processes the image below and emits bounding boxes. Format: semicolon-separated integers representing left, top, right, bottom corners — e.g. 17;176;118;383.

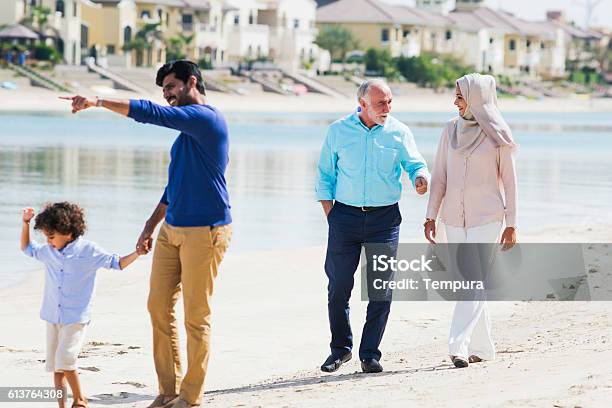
20;202;140;408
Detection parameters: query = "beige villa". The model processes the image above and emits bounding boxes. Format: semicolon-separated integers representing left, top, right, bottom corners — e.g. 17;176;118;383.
316;0;600;79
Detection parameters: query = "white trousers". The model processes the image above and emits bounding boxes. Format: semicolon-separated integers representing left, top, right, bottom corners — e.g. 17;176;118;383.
444;222;502;361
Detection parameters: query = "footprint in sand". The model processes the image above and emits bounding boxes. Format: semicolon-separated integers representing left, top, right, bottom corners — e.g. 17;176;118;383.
112;381;146;389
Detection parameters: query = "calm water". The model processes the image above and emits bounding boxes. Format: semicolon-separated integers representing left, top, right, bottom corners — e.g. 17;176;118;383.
2;110;612;288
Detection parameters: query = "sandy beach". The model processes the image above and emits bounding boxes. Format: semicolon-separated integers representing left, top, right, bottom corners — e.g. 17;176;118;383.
2;85;612;114
1;224;611;407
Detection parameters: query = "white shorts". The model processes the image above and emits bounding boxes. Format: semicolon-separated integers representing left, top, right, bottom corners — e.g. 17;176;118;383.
46;322;88;372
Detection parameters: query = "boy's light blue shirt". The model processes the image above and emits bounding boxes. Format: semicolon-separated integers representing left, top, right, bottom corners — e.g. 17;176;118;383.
316;112;430;206
23;238;121;324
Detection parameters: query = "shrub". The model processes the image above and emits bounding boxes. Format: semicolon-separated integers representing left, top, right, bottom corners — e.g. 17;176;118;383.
33;43;60;63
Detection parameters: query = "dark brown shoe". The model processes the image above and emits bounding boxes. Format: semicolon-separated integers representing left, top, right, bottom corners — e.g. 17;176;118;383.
451;355;469;368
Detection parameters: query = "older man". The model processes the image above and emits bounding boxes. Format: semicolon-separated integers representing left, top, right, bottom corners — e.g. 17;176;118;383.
316;79;429;373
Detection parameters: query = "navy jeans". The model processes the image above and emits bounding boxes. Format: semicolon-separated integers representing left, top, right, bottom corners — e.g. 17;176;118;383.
324;201;401;361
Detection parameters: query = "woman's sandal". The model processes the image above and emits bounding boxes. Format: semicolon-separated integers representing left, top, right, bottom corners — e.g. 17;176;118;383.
468;355;483;363
451;355;469;368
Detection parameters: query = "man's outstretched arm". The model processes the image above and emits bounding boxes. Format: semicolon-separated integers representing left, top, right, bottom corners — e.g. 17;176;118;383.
60;96;209;136
60;96;130;116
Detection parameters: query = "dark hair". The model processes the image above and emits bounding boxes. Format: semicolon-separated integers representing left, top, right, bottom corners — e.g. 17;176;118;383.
34;202;87;238
156;60;206;95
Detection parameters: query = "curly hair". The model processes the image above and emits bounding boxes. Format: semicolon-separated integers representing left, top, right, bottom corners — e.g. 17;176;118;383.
34;202;87;238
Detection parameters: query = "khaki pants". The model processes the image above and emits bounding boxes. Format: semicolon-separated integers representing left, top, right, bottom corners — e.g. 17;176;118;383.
147;222;231;405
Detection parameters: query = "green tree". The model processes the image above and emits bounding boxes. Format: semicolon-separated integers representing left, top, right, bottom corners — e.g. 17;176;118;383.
123;23;163;66
31;5;52;30
395;52;472;89
364;48;401;80
165;33;193;62
315;25;359;64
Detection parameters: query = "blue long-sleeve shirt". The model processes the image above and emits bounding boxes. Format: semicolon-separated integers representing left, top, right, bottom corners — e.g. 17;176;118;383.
128;100;232;227
316;112;429;206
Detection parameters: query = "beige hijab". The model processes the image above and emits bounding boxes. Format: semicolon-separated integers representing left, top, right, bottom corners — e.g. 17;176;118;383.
451;73;515;155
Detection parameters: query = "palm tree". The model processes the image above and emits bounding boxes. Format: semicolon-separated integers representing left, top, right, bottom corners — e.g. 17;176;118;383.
165;33;194;61
123;23;163;66
315;25;359;68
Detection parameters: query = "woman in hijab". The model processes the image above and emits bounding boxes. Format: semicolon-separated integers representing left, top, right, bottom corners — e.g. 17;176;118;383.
424;73;517;368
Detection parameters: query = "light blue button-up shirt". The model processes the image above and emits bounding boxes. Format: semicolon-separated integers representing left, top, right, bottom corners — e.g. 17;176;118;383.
316;112;430;206
23;238;121;324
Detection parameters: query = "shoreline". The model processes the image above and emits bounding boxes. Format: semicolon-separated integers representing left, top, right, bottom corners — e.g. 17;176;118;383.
2;87;612;114
1;224;610;407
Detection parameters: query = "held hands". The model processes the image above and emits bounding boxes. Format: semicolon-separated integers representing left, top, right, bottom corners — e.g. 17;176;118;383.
59;95;97;114
500;227;516;251
415;177;428;195
22;208;35;223
135;224;154;255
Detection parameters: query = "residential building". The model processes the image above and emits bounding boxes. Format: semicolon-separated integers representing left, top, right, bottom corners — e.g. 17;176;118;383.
546;10;602;72
168;0;227;66
258;0;318;71
222;0;270;63
0;0;30;26
1;0;87;65
316;0;571;78
81;0;137;67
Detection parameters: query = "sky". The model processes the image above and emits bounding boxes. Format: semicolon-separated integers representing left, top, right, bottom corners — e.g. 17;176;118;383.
383;0;612;29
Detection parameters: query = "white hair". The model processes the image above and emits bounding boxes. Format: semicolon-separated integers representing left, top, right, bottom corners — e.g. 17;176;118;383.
357;78;390;103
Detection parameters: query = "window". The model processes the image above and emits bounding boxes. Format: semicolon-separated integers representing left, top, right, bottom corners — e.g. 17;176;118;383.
158;9;163;21
381;28;389;42
107;45;115;55
540;42;545;49
72;0;77;17
293;19;299;29
55;0;65;16
80;23;88;48
509;39;516;51
234;14;240;25
182;14;193;31
489;37;494;44
141;10;151;19
403;29;411;37
249;12;254;25
526;40;531;49
123;26;132;44
445;30;452;40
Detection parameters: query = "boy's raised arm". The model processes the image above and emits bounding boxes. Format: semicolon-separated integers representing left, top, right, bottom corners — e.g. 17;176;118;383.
20;208;35;252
